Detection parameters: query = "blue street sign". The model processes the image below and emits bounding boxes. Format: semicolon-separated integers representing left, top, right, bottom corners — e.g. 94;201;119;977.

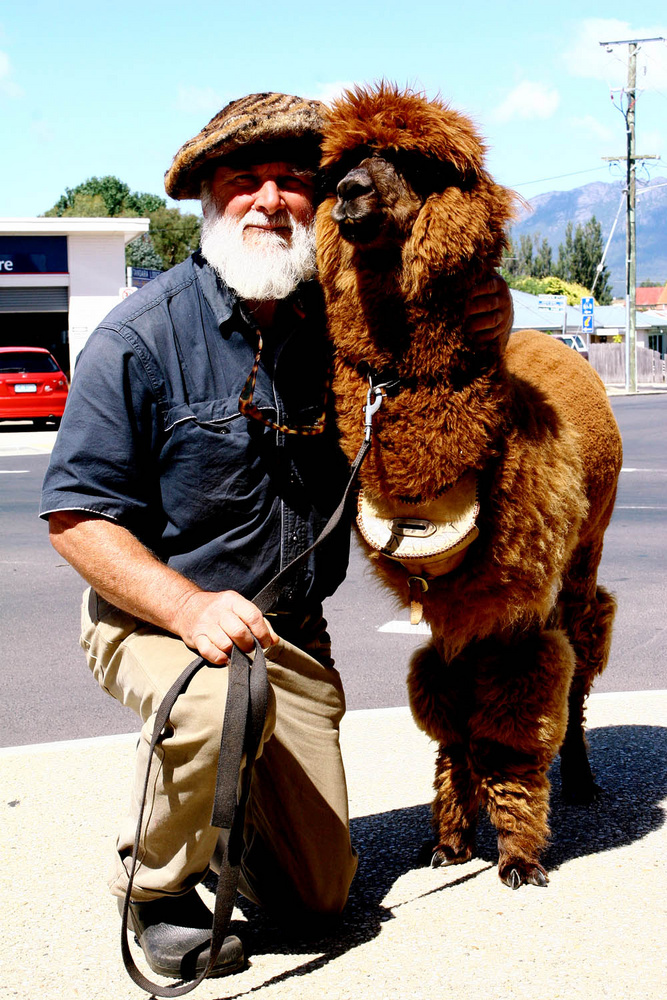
581;296;594;316
582;315;593;331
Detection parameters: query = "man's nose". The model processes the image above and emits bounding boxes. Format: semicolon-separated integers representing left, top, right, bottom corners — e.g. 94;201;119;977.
254;180;283;214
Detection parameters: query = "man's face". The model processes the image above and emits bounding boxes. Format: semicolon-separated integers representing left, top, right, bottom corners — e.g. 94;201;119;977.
199;158;318;302
207;161;315;247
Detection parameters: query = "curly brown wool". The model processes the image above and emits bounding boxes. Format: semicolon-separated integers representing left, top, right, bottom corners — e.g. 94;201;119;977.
316;83;623;888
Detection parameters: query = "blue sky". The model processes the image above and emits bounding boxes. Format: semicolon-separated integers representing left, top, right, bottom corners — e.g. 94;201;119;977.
1;2;666;218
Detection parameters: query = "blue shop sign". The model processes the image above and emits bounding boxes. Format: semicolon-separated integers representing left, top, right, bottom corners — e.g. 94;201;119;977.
0;236;68;274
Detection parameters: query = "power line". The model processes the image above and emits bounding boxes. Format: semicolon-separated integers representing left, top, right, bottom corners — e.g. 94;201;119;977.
510;166;610;189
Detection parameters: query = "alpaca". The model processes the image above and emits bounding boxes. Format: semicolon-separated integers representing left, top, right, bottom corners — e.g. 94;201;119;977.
315;84;622;888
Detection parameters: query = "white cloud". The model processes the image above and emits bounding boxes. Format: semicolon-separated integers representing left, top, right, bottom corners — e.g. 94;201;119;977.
570;114;615;142
173;85;228;115
563;19;667;89
493;81;560;123
0;50;23;98
306;81;356;107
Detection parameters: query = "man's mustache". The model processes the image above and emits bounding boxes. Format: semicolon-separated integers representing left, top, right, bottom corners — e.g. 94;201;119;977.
241;210;294;233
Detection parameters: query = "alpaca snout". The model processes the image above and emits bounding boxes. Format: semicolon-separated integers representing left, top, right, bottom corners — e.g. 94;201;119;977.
336;167;374;206
331;167;378;225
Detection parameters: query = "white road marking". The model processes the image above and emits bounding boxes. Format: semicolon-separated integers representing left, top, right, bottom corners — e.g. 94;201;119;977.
378;620;431;635
616;505;667;510
0;469;29;474
621;467;667;473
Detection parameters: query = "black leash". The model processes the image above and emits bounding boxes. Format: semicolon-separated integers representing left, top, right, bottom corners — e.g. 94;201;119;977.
120;434;372;996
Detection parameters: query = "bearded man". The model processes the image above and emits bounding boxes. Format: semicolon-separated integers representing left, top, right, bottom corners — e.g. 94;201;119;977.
41;93;513;984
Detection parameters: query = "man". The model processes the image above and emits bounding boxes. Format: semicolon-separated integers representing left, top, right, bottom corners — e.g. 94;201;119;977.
41;92;513;983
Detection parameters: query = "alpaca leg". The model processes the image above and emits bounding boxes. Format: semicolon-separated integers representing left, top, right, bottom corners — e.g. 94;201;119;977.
559;585;617;803
408;642;479;867
469;629;575;888
430;743;481;867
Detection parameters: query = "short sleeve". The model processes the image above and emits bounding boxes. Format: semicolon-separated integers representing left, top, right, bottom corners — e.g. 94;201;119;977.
40;326;163;545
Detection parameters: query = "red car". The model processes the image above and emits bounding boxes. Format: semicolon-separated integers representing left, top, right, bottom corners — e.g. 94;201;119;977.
0;346;69;428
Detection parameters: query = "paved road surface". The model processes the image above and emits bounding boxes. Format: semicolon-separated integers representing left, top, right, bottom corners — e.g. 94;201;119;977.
1;392;666;746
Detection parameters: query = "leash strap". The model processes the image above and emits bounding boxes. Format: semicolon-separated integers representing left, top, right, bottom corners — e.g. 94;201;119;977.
120;435;371;996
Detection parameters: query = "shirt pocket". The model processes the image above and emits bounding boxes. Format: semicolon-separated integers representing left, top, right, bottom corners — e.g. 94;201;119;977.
161;398;270;515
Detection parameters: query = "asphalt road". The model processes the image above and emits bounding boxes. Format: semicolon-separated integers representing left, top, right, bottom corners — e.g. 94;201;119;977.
1;392;666;748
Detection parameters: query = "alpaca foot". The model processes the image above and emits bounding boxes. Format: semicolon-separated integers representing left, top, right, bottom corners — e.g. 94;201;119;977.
561;771;603;805
498;858;549;889
560;743;603;804
430;843;474;868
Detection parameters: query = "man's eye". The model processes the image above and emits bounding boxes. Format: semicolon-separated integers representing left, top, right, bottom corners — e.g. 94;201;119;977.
279;176;310;191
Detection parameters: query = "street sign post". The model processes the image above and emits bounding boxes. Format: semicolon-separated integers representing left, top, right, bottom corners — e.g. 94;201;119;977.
581;297;594;334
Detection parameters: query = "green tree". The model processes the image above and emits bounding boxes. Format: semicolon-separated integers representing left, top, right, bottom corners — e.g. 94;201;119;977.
43;176;201;270
44;176;138;218
126;233;166;271
556;217;612;305
508;274;593;305
533;237;553;278
502;233;553;280
149;206;201;269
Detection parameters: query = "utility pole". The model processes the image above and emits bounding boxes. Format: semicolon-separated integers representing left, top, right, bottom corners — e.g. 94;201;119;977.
600;36;664;393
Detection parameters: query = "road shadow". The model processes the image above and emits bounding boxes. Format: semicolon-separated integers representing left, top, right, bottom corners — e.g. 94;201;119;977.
200;723;666;996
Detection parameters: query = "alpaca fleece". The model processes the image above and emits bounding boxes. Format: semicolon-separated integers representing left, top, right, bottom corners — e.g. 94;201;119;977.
315;84;622;888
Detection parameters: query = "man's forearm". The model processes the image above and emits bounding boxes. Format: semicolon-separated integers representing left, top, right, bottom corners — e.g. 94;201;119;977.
48;512;202;635
48;511;278;664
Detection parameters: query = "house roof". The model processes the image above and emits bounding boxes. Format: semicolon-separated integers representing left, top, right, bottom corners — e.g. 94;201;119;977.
636;285;667;307
510;290;667;332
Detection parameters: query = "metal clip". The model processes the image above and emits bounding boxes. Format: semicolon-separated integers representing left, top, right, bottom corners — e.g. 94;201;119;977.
364;384;384;442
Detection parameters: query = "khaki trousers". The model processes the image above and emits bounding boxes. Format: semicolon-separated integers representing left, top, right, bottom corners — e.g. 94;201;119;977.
80;589;357;916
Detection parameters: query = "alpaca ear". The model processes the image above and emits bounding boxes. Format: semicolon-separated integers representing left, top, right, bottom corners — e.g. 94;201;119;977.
402;180;517;297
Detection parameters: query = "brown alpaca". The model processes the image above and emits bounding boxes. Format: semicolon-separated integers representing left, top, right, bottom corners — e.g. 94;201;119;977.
316;84;622;888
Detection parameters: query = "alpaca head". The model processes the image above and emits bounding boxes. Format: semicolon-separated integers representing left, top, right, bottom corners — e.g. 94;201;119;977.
317;83;517;286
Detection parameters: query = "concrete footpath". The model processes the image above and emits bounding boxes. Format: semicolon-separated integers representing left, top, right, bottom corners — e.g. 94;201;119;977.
2;691;666;1000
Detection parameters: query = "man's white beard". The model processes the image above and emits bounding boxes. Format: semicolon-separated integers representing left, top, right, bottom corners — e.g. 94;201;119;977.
201;208;317;301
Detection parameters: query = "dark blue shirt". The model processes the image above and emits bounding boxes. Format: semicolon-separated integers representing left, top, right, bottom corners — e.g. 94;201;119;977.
40;253;351;609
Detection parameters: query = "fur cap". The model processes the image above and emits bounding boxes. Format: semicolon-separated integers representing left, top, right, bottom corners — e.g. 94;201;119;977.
320;83;487;182
165;92;325;200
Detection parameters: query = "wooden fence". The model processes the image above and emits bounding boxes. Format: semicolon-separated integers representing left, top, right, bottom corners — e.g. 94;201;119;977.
588;344;666;385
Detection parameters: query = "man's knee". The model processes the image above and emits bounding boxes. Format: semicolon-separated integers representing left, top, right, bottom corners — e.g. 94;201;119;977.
296;853;357;917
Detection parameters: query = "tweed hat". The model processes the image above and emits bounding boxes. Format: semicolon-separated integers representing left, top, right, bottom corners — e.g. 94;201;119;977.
164;92;326;200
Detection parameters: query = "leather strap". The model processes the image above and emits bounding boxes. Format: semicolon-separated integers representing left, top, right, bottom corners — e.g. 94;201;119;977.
120;435;370;995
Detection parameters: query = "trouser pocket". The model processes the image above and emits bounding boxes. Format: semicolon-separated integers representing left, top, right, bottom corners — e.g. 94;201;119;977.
80;587;140;694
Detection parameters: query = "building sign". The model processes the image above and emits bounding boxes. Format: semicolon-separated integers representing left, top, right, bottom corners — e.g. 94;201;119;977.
537;294;568;311
129;266;162;289
0;236;68;274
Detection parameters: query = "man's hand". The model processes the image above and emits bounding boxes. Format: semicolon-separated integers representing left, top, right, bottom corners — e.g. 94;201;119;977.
49;512;279;665
464;275;513;351
173;590;279;665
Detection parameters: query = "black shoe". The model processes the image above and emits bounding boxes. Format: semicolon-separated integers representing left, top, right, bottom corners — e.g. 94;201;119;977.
120;888;245;980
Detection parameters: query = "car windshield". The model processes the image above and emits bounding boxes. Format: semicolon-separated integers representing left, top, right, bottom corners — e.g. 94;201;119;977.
0;351;60;373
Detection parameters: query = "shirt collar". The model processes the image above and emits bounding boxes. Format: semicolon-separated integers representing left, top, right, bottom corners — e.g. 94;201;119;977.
192;250;236;329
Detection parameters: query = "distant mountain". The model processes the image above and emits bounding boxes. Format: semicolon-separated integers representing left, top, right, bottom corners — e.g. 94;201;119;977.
511;178;667;296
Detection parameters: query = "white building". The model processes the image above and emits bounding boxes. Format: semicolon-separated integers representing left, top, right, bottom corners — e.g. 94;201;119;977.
0;217;149;375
